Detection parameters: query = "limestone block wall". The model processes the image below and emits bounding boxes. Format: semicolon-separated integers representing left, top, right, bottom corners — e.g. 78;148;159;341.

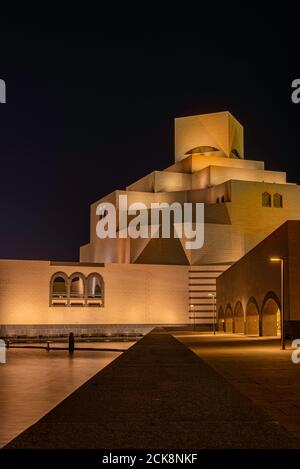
191;166;286;191
127;171;192;193
285;222;300;321
190;223;244;265
80;243;91;262
209;166;286;187
227;180;300;253
166;154;264;174
126;172;156;192
216;221;300;336
216;224;286;320
0;260;189;336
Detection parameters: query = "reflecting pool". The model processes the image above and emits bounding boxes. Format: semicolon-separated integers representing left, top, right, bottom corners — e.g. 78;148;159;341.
0;342;134;447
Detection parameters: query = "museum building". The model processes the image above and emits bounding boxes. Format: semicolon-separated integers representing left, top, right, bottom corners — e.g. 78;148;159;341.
1;111;300;337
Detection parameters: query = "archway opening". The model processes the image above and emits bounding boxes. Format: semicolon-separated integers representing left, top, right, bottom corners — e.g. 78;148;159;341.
224;305;233;333
50;272;68;306
246;302;259;335
87;274;102;298
262;297;281;336
234;302;244;333
52;275;67;298
70;275;85;298
87;273;104;306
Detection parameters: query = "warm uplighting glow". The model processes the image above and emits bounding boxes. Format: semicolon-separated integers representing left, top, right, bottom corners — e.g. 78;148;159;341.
269;256;285;350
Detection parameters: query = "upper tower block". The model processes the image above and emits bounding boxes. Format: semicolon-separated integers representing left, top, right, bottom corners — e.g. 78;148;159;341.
175;111;244;163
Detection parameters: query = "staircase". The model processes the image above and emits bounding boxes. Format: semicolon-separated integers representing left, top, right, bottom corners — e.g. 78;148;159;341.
188;265;230;326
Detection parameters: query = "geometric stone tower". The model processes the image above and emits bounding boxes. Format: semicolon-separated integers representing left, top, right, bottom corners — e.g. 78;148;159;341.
81;111;300;325
175;111;244;162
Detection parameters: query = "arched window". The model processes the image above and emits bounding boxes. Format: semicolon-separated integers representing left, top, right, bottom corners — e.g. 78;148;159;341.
184;146;219;155
50;272;68;306
50;271;104;307
70;273;85;298
52;274;67;297
273;193;283;208
87;273;104;306
262;192;271;207
221;195;225;203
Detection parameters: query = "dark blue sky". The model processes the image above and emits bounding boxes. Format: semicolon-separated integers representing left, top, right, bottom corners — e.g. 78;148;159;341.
0;9;298;261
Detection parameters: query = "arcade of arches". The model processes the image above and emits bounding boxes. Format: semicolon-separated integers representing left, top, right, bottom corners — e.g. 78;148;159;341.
217;295;281;336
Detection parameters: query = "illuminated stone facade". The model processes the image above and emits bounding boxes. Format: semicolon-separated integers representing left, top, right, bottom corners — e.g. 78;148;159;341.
80;111;300;326
1;111;300;336
216;221;300;338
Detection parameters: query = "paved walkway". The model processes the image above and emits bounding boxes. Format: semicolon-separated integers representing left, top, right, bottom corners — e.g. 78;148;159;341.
5;333;300;448
175;332;300;442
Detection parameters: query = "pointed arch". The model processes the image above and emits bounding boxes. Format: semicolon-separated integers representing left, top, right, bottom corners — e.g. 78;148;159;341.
262;292;281;336
262;192;271;207
87;272;104;307
50;272;68;306
70;272;85;298
224;304;233;333
246;297;260;335
273;193;283;208
233;301;244;333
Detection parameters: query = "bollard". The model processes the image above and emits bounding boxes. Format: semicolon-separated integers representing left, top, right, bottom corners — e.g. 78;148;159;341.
68;332;75;353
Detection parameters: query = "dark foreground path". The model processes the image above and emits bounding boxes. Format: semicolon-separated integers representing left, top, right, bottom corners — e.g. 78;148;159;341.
4;333;300;449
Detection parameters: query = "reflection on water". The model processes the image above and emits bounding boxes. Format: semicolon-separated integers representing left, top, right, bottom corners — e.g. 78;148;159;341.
0;342;133;447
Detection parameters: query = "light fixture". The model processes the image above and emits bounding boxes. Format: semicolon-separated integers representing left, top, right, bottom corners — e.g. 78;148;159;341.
190;304;195;331
208;293;216;334
269;256;285;350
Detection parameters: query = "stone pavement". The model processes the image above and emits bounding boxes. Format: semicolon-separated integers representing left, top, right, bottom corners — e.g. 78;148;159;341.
4;332;300;449
175;332;300;443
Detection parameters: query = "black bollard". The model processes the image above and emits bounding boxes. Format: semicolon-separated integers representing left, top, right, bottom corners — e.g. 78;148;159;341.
68;332;75;353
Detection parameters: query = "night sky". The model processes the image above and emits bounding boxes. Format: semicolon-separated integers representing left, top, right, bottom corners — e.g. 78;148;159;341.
0;10;298;261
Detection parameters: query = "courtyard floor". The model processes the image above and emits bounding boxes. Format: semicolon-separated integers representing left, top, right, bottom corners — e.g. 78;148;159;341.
4;332;299;449
174;332;300;442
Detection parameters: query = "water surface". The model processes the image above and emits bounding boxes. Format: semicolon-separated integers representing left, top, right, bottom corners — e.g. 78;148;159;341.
0;342;133;447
